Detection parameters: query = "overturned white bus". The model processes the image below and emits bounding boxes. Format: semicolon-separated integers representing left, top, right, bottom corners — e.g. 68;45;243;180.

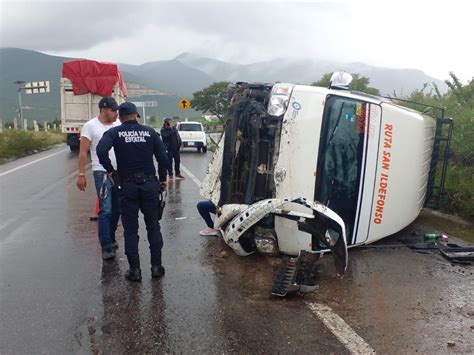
201;73;452;296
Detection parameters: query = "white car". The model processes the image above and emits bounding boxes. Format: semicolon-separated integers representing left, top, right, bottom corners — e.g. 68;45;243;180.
177;121;207;153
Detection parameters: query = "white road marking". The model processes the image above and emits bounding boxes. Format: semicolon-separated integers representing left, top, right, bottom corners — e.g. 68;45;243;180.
305;302;375;354
181;162;375;354
180;164;203;188
0;148;69;177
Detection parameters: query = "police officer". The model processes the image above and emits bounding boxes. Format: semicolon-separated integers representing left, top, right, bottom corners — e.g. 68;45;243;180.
160;117;185;180
97;102;168;281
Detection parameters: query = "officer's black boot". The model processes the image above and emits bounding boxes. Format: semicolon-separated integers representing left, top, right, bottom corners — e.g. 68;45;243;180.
151;253;165;279
125;254;142;282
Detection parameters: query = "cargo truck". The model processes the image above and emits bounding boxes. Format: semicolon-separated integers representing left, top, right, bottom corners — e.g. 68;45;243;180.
201;72;453;296
60;60;127;151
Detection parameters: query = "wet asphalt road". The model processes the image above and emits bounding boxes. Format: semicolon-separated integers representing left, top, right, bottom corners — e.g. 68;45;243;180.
1;145;473;354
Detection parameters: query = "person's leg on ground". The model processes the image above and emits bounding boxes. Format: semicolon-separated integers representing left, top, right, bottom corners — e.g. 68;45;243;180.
93;171;115;259
120;181;142;281
167;150;174;179
110;185;120;249
174;150;183;178
140;180;165;278
197;200;215;228
197;200;218;236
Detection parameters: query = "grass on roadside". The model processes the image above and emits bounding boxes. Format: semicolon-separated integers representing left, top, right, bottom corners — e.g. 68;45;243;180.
416;210;474;243
0;131;66;164
443;165;474;219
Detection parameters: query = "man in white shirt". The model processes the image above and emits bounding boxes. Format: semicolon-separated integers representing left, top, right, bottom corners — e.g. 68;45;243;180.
76;97;121;260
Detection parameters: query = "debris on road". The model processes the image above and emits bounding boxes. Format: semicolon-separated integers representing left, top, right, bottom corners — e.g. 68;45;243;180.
399;231;473;265
423;232;450;244
439;246;474;264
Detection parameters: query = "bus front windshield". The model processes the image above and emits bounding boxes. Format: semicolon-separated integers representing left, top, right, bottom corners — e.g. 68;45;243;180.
315;96;367;244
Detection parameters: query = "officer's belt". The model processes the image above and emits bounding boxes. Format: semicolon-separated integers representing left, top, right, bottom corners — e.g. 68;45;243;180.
121;173;157;183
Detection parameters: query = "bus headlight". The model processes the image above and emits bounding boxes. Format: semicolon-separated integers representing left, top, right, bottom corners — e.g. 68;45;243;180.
267;83;295;116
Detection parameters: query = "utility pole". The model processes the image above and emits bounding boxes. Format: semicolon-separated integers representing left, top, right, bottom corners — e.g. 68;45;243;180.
14;81;25;130
13;80;51;131
131;101;157;125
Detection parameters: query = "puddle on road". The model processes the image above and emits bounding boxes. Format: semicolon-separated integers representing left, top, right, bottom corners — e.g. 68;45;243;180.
416;209;474;243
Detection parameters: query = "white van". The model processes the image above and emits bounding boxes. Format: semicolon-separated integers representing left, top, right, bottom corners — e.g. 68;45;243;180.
177;121;208;153
201;73;452;296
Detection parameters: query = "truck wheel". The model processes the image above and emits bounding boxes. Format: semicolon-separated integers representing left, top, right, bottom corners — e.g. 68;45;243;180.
202;146;207;153
197;147;202;153
69;145;79;152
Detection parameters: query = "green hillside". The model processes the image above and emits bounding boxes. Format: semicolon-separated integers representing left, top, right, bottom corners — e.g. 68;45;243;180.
121;60;214;97
0;48;206;124
0;47;450;126
0;48;72;122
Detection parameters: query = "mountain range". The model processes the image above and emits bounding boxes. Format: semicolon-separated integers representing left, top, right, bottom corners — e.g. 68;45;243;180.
0;47;447;123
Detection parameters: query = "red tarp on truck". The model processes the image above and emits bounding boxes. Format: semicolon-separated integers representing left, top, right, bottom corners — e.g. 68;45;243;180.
62;60;128;97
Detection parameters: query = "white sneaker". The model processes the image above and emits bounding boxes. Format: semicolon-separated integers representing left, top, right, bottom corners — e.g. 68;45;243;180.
199;227;219;236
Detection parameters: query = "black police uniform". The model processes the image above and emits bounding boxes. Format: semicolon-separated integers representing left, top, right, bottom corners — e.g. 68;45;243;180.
97;108;168;280
160;122;182;177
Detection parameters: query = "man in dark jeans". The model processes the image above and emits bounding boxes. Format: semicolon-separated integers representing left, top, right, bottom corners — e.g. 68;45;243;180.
97;102;168;281
160;117;185;180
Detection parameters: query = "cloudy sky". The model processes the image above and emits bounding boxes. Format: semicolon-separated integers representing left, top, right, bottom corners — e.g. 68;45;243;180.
1;0;472;82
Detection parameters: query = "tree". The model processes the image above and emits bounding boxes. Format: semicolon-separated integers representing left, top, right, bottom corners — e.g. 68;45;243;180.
191;81;229;122
148;116;157;126
444;72;474;106
311;73;380;95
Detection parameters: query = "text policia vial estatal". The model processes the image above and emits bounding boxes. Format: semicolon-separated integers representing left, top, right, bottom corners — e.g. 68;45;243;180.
118;130;151;143
373;124;393;225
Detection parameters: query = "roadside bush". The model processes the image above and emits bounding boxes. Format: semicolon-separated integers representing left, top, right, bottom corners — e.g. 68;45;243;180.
0;131;66;164
443;165;474;218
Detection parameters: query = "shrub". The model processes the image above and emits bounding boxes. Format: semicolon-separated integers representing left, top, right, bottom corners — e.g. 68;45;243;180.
0;131;66;163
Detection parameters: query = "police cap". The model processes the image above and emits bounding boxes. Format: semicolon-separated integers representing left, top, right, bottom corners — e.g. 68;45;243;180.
118;102;141;118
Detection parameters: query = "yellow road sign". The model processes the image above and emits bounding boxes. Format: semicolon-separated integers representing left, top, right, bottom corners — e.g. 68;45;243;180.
178;98;191;110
